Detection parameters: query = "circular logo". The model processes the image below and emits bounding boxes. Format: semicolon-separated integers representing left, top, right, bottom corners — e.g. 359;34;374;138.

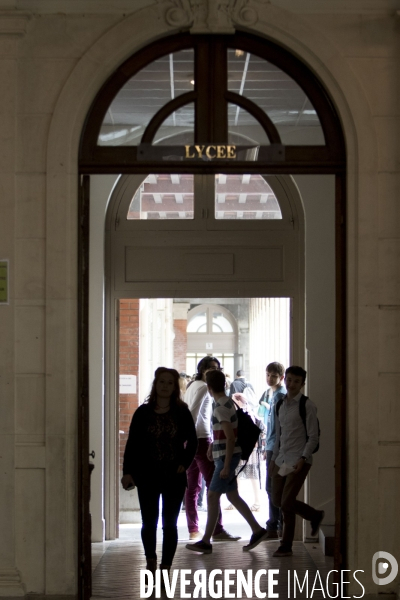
372;552;398;586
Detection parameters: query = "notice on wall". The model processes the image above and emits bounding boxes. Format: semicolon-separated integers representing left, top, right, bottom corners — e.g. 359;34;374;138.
0;260;8;305
120;374;137;394
206;342;213;350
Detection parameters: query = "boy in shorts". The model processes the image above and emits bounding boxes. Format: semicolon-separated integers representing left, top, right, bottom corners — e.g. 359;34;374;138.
186;369;268;554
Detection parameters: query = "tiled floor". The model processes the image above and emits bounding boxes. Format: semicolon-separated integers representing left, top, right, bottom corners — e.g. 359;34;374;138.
92;506;334;599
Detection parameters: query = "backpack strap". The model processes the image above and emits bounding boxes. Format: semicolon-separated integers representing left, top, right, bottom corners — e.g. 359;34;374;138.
274;397;284;451
275;396;284;416
299;394;308;420
228;399;249;484
299;394;309;438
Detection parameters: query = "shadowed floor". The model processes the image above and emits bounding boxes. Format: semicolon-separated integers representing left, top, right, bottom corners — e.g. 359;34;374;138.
92;509;335;599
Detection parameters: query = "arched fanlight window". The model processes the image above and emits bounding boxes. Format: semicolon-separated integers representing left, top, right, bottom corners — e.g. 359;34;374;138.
187;311;207;333
80;32;345;174
123;172;282;221
186;306;235;334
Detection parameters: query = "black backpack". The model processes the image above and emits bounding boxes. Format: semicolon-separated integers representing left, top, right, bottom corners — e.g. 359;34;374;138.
276;395;320;453
229;400;263;482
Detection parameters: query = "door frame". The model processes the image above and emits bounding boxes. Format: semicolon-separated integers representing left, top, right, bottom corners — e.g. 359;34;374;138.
77;30;347;599
79;169;346;600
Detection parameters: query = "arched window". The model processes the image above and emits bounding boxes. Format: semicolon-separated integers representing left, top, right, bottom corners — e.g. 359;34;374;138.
186;305;236;334
186;305;237;376
80;32;345;174
124;172;282;221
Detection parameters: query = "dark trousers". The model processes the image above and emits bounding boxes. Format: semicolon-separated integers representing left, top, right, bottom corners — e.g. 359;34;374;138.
137;474;186;566
266;450;282;531
185;438;223;535
271;462;318;548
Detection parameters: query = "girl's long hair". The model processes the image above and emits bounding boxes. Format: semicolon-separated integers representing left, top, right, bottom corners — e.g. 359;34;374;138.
146;367;186;408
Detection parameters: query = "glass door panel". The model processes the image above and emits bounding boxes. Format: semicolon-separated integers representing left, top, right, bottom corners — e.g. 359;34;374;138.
127;174;194;220
202;174;294;231
114;173;204;231
215;174;282;221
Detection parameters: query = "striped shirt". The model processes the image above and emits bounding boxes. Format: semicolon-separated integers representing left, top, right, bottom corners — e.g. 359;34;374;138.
211;395;241;459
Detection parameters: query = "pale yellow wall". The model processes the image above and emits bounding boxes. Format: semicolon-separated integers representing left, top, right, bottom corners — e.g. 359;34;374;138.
0;1;398;597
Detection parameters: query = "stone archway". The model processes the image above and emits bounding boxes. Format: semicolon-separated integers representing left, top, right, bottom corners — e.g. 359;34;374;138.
43;3;378;596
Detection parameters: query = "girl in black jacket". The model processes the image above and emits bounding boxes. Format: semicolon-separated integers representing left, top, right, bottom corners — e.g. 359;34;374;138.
121;367;197;576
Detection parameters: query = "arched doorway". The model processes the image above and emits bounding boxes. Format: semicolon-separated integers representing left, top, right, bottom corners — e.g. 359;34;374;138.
79;30;345;599
103;168;304;536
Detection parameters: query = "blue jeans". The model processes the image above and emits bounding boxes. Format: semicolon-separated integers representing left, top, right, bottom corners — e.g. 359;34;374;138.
266;450;282;531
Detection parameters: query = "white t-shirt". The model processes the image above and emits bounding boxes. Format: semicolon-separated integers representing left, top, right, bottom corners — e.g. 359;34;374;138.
184;379;212;438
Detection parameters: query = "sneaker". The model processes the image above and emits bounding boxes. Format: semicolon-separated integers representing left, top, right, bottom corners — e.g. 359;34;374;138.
242;528;269;551
186;540;212;554
189;530;203;540
212;529;241;542
272;545;293;557
310;510;325;537
264;530;279;540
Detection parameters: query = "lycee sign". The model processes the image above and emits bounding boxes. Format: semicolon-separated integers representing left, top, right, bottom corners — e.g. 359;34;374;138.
137;143;285;162
184;145;236;159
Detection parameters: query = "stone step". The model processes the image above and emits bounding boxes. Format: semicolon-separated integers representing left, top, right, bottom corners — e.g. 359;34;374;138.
319;524;334;556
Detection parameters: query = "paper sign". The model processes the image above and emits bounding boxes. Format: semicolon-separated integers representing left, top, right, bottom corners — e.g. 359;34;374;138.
206;342;213;350
120;374;137;394
0;260;8;304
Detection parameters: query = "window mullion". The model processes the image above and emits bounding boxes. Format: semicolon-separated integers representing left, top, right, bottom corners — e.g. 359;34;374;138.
210;40;228;143
195;41;211;143
194;39;228;144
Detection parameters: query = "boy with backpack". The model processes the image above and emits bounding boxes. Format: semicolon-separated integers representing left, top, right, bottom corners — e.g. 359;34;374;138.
269;366;324;557
186;369;269;554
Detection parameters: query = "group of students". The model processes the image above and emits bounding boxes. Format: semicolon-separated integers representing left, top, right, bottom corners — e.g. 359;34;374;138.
121;358;324;579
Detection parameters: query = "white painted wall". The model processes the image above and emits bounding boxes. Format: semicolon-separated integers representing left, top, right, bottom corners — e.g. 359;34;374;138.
89;175;118;541
294;175;336;527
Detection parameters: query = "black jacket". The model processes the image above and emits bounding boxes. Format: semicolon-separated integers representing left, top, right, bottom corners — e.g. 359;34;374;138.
122;402;198;485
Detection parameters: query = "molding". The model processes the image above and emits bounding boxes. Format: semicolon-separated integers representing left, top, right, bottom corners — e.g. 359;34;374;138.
0;568;25;597
157;0;269;33
173;302;190;320
0;10;31;37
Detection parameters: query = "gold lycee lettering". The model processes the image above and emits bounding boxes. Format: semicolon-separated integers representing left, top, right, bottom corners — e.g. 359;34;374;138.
206;145;216;159
185;145;195;158
217;145;227;158
184;144;236;159
195;145;206;158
